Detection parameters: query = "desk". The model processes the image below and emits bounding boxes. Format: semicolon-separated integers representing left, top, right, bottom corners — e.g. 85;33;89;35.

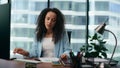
0;59;119;68
0;59;70;68
0;59;93;68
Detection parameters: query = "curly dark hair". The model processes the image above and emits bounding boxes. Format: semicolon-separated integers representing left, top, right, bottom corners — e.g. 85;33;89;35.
36;8;65;44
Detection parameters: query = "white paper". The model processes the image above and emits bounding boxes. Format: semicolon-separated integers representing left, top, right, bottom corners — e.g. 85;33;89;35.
14;59;41;64
39;57;59;63
0;0;8;4
94;58;108;62
10;50;24;59
88;58;109;62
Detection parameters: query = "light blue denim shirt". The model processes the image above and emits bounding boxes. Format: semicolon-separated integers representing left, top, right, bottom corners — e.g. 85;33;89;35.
29;31;71;58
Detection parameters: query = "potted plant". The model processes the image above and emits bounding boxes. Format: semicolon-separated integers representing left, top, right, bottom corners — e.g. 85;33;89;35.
80;33;108;58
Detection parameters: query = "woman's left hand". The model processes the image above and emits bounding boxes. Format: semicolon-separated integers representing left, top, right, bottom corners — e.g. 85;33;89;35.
60;54;68;60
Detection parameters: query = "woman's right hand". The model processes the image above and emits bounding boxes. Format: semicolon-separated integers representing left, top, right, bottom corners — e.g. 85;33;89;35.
13;48;29;56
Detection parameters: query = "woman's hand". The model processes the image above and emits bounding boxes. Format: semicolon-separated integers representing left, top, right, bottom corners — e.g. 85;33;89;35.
13;48;29;56
60;54;68;60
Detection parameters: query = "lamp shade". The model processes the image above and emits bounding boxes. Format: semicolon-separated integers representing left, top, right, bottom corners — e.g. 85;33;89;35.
95;23;106;34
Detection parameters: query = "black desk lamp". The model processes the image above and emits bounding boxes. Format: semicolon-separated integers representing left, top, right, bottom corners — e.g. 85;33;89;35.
95;23;117;65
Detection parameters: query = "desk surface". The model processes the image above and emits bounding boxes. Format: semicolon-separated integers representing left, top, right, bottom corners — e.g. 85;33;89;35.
0;59;119;68
0;59;93;68
0;59;70;68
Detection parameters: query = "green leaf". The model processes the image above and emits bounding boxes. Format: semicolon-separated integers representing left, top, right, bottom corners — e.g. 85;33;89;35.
92;33;98;40
84;52;91;58
101;47;108;51
101;52;107;58
98;56;102;58
80;33;108;58
90;52;99;57
94;45;101;51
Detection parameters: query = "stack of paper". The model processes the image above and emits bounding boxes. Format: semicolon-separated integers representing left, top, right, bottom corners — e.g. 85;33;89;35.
39;58;59;62
14;59;41;64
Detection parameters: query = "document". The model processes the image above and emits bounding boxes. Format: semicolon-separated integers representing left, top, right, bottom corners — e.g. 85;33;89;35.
88;58;108;62
14;59;41;64
87;58;118;66
10;50;24;59
39;57;59;63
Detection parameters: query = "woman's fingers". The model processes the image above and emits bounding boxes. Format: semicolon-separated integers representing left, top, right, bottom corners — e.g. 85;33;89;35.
13;48;29;56
61;54;67;60
13;48;24;54
13;48;18;53
61;54;65;58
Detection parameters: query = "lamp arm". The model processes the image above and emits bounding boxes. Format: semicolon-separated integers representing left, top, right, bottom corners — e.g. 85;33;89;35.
105;29;117;65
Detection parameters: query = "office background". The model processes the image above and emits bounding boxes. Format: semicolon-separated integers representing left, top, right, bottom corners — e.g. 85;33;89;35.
1;0;119;64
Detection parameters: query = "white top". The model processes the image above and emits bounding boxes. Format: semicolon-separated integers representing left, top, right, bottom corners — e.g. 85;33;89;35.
42;37;55;57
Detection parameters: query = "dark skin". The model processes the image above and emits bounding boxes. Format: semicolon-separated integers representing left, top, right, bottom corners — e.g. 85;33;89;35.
13;48;29;56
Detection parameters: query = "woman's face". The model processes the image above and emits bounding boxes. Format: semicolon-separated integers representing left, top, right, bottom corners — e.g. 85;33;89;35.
45;11;57;31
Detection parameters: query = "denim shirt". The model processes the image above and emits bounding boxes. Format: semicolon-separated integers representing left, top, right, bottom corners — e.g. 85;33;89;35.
29;31;71;58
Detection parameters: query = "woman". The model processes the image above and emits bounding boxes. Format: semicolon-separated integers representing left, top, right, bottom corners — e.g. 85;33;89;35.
13;8;71;59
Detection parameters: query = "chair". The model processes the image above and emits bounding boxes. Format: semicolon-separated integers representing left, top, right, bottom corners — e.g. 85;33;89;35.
67;31;72;44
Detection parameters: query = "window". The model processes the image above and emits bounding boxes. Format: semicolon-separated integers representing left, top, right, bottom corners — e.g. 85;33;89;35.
11;14;28;23
73;16;86;25
12;0;28;10
50;1;72;10
110;2;120;13
95;1;109;11
95;16;109;25
72;2;86;12
10;0;48;54
10;0;120;64
30;2;47;11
